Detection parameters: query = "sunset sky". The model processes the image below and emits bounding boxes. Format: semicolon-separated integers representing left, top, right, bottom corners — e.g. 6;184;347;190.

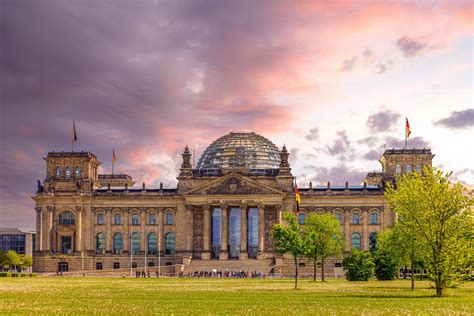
1;1;473;228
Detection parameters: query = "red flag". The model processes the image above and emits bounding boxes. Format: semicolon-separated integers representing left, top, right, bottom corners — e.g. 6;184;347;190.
406;117;411;138
295;185;301;215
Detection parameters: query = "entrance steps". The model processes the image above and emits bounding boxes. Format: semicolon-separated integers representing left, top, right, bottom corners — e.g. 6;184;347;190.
184;259;275;275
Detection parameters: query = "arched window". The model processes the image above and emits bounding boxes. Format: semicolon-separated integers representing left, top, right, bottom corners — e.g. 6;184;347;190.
370;212;379;225
351;232;361;250
406;164;412;173
65;167;71;177
59;211;75;225
416;164;422;173
131;232;140;255
395;164;402;174
113;233;123;254
96;233;105;254
75;166;81;177
165;232;175;255
369;233;378;252
148;233;157;255
55;167;62;177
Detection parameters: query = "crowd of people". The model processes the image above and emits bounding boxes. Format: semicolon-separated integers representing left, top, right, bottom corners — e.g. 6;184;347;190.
179;270;267;278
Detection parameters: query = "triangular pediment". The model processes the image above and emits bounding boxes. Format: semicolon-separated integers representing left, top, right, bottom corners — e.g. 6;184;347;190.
183;173;284;196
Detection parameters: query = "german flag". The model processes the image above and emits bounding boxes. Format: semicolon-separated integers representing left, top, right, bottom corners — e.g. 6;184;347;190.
406;117;411;138
295;180;301;215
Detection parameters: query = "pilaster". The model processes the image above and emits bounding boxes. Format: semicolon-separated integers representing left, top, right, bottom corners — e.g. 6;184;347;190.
239;204;248;260
220;204;228;260
257;204;265;259
202;205;211;260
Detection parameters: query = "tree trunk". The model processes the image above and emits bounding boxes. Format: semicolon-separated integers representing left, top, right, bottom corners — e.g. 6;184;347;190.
313;258;316;282
294;257;299;290
322;259;325;282
411;256;415;290
436;284;443;297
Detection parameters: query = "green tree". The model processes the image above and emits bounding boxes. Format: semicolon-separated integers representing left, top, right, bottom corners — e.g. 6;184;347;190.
373;231;402;280
304;213;343;281
1;250;21;271
386;167;473;297
272;212;306;289
342;249;375;281
19;255;33;271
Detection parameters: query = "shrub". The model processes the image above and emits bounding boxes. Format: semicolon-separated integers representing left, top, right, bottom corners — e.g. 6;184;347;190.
0;272;7;277
373;247;399;280
342;249;375;281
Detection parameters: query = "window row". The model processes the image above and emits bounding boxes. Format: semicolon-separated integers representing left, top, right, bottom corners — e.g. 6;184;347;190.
297;212;380;225
97;232;175;255
96;213;174;225
351;232;378;252
395;164;422;174
55;166;81;177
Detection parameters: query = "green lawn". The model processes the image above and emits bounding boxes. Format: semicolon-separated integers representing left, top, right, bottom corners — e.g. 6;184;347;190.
0;277;473;315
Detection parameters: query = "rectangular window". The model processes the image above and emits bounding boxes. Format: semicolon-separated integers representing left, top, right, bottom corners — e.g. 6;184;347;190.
96;262;102;270
114;214;121;225
335;213;343;223
352;213;360;224
113;262;120;269
132;214;139;225
97;214;104;225
166;214;174;225
149;214;156;225
371;213;378;225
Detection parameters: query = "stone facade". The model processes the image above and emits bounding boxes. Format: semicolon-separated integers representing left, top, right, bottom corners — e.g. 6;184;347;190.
32;132;433;274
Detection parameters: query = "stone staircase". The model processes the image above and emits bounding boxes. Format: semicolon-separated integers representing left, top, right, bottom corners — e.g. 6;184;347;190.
184;259;275;275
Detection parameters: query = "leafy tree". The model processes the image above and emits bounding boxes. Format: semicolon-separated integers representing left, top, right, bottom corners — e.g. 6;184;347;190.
304;213;343;281
1;250;21;271
342;249;375;281
272;212;306;289
373;231;402;280
19;255;33;271
386;167;473;297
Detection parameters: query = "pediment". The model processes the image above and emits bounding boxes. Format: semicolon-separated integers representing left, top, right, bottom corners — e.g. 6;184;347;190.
183;173;284;196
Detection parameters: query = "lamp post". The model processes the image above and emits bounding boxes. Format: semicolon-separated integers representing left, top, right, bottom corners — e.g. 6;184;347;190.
145;235;147;274
130;233;133;278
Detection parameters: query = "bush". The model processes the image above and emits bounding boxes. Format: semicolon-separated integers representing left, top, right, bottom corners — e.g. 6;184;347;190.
373;247;399;280
342;249;375;281
0;272;7;277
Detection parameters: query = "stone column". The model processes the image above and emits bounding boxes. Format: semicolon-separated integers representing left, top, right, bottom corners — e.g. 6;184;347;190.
344;209;350;252
185;205;194;255
141;208;146;253
106;209;112;252
258;204;265;259
276;204;283;225
220;205;228;260
76;207;83;252
35;207;42;251
41;209;48;251
159;208;164;254
362;209;368;251
123;209;130;253
239;204;248;260
202;205;211;260
46;206;53;252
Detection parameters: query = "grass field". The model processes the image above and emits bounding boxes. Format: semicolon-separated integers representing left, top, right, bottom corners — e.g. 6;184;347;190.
0;277;473;315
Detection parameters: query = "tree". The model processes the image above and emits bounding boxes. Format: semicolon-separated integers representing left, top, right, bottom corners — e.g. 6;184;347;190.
373;231;402;280
342;249;374;281
272;212;306;289
386;167;473;297
304;213;343;281
19;255;33;271
0;250;21;271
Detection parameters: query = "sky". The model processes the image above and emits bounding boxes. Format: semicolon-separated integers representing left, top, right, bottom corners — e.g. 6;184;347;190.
1;0;473;229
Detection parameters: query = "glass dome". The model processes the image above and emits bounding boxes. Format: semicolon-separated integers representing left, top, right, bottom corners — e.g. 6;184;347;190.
197;131;281;170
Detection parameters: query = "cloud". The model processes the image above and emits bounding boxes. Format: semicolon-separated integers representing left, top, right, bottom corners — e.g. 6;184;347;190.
341;56;357;72
396;35;433;58
363;150;381;161
433;108;474;129
304;164;367;186
305;127;320;141
366;109;401;133
326;130;350;156
384;136;430;149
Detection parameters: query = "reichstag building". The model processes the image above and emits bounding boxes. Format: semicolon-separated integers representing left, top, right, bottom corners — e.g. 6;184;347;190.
32;131;433;275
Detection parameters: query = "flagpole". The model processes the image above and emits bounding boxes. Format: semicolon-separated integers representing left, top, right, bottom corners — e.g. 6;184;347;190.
130;233;133;278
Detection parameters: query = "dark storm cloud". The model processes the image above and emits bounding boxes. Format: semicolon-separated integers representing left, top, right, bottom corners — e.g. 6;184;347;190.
433;108;474;129
396;35;431;58
305;127;319;141
366;109;401;133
